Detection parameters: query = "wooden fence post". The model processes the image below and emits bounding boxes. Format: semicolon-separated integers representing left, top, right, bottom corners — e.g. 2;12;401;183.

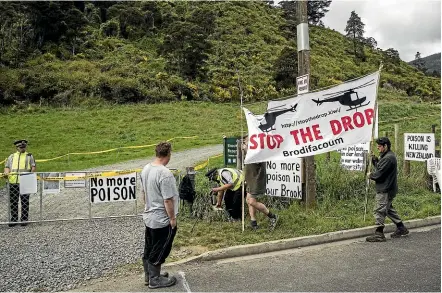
432;124;440;158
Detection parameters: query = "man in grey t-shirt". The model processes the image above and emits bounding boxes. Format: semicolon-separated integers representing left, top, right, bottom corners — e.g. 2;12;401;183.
140;142;178;289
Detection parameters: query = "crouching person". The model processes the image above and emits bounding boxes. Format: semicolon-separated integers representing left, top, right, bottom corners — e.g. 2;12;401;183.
205;167;245;221
140;142;178;289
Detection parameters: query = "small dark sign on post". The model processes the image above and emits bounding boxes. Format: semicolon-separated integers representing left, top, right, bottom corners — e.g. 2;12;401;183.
223;137;239;166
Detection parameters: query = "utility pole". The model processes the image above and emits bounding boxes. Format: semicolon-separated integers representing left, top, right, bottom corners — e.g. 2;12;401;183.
297;0;316;208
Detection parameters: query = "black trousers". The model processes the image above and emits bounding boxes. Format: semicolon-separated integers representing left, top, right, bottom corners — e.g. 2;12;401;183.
143;225;177;266
9;184;30;222
224;188;246;220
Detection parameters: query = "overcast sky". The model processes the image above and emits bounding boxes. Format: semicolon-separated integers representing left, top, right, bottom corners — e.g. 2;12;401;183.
322;0;441;62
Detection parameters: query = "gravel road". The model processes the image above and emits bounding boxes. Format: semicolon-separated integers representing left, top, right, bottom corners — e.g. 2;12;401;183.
0;145;222;292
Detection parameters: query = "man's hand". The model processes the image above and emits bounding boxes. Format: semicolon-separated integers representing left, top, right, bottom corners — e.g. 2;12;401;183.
211;187;219;193
170;218;177;229
371;154;378;166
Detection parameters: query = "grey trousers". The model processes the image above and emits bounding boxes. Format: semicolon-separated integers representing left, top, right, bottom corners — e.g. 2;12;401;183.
374;192;402;227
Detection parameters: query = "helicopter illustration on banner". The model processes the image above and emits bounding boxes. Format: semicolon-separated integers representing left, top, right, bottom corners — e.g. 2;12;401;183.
255;104;298;132
312;79;375;111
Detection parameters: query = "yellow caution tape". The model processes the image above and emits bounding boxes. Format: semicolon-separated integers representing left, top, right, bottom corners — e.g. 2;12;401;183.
194;161;209;171
36;154;69;163
119;144;156;150
68;148;120;156
0;136;199;165
0;167;183;182
166;136;198;142
194;154;223;171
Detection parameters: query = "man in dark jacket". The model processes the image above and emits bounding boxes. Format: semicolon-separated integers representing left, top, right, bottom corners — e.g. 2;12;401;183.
366;137;409;242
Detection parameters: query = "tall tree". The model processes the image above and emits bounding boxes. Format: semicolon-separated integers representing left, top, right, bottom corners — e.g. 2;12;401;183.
161;5;216;81
280;0;332;38
0;2;34;66
279;1;297;39
414;51;426;72
383;48;400;65
345;10;365;58
307;0;332;26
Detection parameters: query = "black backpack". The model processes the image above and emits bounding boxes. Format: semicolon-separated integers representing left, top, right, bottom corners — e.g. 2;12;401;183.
179;174;195;203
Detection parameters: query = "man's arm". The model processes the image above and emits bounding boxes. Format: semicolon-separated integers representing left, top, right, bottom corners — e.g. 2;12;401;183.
29;154;36;172
141;190;146;206
216;190;224;207
369;157;391;182
164;198;176;228
4;155;11;175
212;183;233;192
161;172;178;228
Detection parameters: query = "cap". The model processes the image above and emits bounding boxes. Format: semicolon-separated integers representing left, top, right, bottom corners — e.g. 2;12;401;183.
375;137;391;146
205;168;217;180
14;139;28;147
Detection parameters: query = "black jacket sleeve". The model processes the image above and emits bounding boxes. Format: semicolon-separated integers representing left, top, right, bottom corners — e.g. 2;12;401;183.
369;156;391;182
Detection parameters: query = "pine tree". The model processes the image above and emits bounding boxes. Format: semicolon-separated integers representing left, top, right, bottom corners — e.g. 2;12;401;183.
307;0;332;26
414;52;426;72
345;11;365;59
279;1;297;39
280;0;332;39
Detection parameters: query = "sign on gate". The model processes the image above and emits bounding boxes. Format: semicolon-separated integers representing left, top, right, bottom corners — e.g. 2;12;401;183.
404;133;435;161
64;172;86;188
19;173;37;194
223;137;239;166
265;159;302;199
42;172;61;194
337;142;369;171
89;172;137;203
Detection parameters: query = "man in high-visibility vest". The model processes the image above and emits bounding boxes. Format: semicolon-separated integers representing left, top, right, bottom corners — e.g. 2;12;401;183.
205;167;245;221
3;139;36;227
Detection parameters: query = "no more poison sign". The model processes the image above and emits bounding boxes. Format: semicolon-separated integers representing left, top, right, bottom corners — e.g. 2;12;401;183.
89;173;136;203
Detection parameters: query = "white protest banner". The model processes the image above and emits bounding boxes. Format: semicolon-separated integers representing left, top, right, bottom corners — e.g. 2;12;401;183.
89;172;136;203
404;133;435;161
266;159;302;199
297;74;309;95
64;172;86;188
243;71;380;164
337;142;369;171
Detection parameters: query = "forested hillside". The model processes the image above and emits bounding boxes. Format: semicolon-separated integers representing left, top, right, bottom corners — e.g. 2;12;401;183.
409;52;441;76
0;1;440;107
